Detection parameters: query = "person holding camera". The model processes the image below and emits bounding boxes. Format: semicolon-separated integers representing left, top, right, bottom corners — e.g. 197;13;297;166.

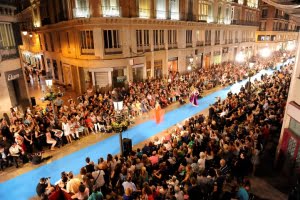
36;177;55;198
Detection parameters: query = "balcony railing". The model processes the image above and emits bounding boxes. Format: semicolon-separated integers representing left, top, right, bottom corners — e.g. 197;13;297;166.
0;7;15;16
81;48;95;55
73;7;89;18
102;6;121;17
104;47;122;55
215;40;220;45
168;43;177;49
205;40;211;46
0;47;18;61
231;20;259;26
196;41;204;46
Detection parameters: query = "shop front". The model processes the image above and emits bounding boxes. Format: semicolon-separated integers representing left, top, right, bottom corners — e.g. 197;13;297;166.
213;51;221;65
204;53;211;69
4;68;30;111
154;60;163;79
132;64;144;82
112;67;127;88
168;57;178;72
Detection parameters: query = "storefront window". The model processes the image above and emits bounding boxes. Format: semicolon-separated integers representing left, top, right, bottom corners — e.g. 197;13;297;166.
289;118;300;137
154;60;162;79
113;68;126;88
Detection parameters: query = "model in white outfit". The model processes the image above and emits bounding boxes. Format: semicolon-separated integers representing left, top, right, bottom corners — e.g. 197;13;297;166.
62;120;72;143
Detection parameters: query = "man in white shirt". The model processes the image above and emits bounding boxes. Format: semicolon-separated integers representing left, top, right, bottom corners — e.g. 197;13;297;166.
9;142;25;168
92;168;105;189
122;176;137;192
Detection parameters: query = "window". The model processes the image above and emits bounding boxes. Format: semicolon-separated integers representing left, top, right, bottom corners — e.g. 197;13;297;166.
159;30;164;45
198;1;212;22
57;32;61;52
153;30;164;50
49;33;54;51
205;30;211;45
0;23;15;48
80;30;94;55
74;0;89;18
224;7;231;24
103;30;121;54
136;30;150;52
215;30;220;44
238;0;243;4
170;0;179;20
262;9;268;18
168;30;177;49
196;30;204;46
139;0;150;18
186;30;192;46
102;0;120;17
66;32;70;48
156;0;166;19
217;5;223;23
44;34;48;51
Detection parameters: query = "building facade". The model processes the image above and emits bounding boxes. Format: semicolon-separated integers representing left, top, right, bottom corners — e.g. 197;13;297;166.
0;1;30;116
256;0;298;52
18;0;259;94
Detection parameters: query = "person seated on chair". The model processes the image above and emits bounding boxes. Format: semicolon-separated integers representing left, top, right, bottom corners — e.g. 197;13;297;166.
46;128;57;151
9;142;26;168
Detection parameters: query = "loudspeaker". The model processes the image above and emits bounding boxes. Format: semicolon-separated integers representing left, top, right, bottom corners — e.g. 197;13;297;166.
31;97;36;106
123;138;132;157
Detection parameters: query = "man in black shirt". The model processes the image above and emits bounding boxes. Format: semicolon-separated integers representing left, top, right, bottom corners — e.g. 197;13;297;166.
188;177;203;200
85;157;95;173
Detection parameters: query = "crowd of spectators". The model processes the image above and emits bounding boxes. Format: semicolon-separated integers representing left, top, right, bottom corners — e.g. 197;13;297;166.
0;51;292;172
35;56;294;200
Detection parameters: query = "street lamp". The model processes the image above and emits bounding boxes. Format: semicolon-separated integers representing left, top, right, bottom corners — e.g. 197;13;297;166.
235;52;245;63
111;89;128;157
43;79;63;124
260;47;271;58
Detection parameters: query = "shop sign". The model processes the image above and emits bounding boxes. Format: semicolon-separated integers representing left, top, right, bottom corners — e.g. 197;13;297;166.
5;69;22;81
117;76;126;83
8;74;20;81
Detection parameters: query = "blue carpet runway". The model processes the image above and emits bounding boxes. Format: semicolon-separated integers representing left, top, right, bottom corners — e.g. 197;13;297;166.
0;59;292;200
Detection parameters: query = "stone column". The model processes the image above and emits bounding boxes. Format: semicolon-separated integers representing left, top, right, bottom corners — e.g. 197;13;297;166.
90;0;101;17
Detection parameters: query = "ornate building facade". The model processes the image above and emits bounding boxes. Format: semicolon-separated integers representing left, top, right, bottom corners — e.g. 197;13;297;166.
18;0;260;94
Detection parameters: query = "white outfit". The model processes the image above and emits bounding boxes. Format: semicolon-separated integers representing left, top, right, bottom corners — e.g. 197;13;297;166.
62;122;71;136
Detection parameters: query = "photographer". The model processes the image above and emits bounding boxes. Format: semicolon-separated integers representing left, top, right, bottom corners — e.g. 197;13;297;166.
36;177;55;198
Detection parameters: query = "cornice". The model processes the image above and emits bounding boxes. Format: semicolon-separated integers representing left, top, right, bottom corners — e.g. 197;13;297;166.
35;17;258;33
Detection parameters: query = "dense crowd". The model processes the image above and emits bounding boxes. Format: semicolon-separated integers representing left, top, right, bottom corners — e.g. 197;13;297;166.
34;56;294;200
0;51;291;171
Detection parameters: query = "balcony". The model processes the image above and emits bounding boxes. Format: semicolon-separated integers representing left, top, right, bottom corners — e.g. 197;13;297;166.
0;47;18;61
102;6;121;17
196;41;204;46
231;20;259;26
205;40;211;46
215;40;220;45
81;48;95;55
168;43;177;49
104;47;122;55
73;7;89;18
0;6;16;16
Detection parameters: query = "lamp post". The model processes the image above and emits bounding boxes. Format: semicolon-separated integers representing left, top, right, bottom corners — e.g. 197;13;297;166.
112;89;125;156
43;79;63;124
